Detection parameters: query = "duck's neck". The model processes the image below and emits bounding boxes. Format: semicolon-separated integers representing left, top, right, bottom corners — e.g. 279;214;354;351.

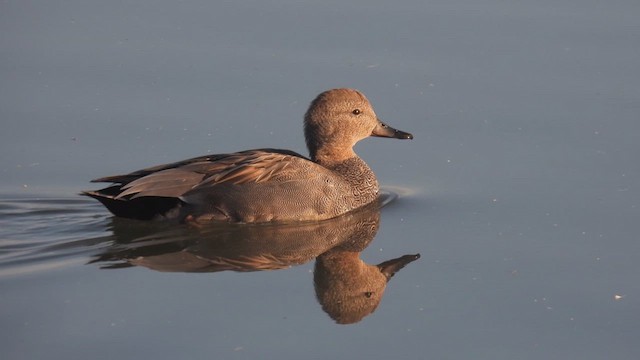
316;250;364;275
311;147;357;165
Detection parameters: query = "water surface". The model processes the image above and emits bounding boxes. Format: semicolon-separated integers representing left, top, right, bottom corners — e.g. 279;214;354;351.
1;0;639;359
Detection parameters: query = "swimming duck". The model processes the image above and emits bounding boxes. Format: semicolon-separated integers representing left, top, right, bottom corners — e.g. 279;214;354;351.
83;88;413;222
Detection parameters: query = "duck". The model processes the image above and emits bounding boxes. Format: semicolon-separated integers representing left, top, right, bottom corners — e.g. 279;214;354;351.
82;88;413;223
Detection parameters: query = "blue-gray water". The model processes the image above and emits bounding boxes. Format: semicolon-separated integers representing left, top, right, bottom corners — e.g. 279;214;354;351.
1;0;639;359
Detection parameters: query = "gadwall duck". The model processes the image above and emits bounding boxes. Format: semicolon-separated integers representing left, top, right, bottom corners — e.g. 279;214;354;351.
83;88;413;223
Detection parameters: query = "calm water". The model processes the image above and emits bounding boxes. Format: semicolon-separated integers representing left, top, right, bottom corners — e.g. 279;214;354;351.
2;0;639;359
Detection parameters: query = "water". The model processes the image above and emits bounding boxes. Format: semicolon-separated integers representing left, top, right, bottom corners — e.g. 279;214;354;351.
2;0;639;359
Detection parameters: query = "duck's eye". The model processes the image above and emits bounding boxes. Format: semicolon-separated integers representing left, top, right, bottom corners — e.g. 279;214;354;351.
364;291;373;298
352;109;361;115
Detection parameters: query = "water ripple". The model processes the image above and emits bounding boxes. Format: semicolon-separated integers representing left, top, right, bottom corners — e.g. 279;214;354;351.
0;195;112;277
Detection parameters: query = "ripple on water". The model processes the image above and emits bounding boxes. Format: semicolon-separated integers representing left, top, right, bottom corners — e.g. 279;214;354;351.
0;195;113;277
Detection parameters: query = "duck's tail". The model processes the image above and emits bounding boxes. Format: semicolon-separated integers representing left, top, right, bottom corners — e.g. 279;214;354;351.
81;187;181;221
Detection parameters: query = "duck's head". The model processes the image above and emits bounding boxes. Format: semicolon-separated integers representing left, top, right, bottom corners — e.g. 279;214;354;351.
304;88;413;163
314;251;421;324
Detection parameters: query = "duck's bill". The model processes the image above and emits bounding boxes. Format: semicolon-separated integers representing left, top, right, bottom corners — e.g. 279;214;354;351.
378;253;421;281
371;120;414;140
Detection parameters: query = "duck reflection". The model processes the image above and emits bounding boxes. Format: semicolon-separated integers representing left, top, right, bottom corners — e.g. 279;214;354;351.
91;195;419;324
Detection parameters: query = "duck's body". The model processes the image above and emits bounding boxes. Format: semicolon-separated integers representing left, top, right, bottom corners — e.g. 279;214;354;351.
85;148;378;222
83;88;412;223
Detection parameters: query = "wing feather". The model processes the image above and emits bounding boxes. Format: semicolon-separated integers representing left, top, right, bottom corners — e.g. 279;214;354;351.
116;169;206;199
105;149;308;199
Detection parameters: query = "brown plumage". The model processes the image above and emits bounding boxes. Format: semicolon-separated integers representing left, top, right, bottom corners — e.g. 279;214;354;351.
82;88;413;223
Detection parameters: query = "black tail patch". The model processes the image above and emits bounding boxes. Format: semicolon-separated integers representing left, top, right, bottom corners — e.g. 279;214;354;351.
82;187;181;221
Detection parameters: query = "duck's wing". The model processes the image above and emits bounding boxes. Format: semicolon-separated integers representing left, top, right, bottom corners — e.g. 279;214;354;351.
91;148;303;185
90;155;218;185
104;149;308;200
